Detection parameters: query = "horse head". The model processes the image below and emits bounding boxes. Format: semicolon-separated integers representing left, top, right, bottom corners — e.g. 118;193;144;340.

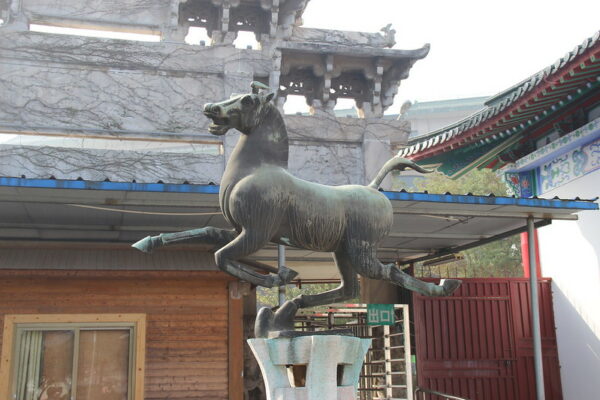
203;82;275;136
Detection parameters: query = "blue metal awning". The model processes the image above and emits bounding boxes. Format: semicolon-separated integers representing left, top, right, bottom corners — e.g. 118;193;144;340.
2;177;596;210
0;177;597;278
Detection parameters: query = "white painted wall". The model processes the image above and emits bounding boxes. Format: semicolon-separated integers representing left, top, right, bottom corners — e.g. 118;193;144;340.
537;170;600;399
408;112;475;137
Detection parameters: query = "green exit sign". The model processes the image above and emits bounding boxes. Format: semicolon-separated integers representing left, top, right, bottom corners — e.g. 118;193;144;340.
367;304;395;326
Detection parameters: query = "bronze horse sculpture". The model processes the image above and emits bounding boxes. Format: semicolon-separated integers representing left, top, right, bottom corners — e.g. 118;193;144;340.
133;82;460;337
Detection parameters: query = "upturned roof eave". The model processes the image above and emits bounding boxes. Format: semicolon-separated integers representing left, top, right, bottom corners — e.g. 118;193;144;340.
278;41;430;60
399;30;600;161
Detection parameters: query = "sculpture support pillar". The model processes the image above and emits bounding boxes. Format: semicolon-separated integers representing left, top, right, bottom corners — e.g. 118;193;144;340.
248;335;371;400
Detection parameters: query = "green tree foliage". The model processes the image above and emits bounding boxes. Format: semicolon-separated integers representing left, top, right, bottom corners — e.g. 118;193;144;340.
413;169;523;278
414;168;512;196
257;283;358;309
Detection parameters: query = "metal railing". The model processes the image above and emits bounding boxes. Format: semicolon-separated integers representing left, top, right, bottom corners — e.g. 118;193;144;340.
414;387;471;400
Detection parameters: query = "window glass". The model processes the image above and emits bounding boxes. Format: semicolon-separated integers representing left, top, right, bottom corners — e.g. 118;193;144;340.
77;330;130;400
13;328;131;400
40;331;74;400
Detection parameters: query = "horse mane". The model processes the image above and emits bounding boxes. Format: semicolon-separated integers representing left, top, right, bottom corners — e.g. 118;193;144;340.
259;102;287;138
250;101;289;168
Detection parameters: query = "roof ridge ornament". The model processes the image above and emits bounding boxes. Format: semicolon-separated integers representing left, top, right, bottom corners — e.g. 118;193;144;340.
380;23;396;48
251;81;270;94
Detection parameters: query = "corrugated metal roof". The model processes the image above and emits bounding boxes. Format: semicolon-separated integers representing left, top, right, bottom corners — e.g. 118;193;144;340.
0;176;220;194
398;30;600;160
1;177;597;208
0;177;597;279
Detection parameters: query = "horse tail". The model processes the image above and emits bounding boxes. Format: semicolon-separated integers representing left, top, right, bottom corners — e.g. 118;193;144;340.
368;155;432;189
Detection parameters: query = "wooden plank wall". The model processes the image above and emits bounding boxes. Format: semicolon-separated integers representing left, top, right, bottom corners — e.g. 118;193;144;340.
0;269;232;400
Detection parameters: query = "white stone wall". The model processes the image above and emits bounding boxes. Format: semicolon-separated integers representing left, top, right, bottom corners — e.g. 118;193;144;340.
537;170;600;400
286;115;408;186
21;0;171;29
290;27;394;48
0;30;409;185
0;144;224;184
0;18;411;186
0;112;408;185
0;31;269;134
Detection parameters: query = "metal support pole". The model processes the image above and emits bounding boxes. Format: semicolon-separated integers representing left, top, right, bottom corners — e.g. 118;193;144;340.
528;216;545;400
403;305;414;398
278;244;286;306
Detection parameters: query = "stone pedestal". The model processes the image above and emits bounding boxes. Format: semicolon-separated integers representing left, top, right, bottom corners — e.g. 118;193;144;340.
248;335;371;400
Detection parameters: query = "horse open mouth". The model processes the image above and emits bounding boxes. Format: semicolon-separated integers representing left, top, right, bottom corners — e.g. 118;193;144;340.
206;116;231;135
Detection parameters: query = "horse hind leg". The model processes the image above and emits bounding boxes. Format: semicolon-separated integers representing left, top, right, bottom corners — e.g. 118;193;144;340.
132;227;237;253
345;241;461;297
387;262;461;296
292;250;360;308
215;229;298;288
255;250;359;338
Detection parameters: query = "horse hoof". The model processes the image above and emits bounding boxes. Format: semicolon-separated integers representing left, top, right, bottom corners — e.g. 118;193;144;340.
273;300;299;332
255;307;274;338
254;300;299;338
278;265;299;285
440;279;462;296
132;236;157;253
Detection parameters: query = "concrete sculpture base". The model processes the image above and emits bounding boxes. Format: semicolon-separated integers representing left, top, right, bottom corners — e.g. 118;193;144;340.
248;335;371;400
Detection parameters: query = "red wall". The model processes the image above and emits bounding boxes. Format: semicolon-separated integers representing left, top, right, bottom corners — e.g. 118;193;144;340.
413;278;562;400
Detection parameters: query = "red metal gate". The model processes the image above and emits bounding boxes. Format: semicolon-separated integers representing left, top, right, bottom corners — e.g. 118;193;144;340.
413;278;562;400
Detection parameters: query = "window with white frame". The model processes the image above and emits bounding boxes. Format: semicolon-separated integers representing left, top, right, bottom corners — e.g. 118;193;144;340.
0;314;145;400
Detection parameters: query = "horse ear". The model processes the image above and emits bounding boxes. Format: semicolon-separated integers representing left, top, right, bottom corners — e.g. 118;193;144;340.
241;95;254;107
265;92;275;103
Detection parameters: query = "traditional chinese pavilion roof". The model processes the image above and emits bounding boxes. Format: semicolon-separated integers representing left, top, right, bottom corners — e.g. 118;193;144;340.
398;31;600;177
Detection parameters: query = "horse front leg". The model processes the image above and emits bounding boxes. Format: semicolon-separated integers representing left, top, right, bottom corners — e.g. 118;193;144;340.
214;229;298;288
132;227;237;253
255;250;359;338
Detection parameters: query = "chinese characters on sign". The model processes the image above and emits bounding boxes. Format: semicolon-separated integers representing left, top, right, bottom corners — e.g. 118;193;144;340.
367;304;395;326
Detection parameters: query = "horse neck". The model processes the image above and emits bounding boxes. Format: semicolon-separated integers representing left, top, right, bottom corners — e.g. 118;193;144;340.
235;105;289;168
